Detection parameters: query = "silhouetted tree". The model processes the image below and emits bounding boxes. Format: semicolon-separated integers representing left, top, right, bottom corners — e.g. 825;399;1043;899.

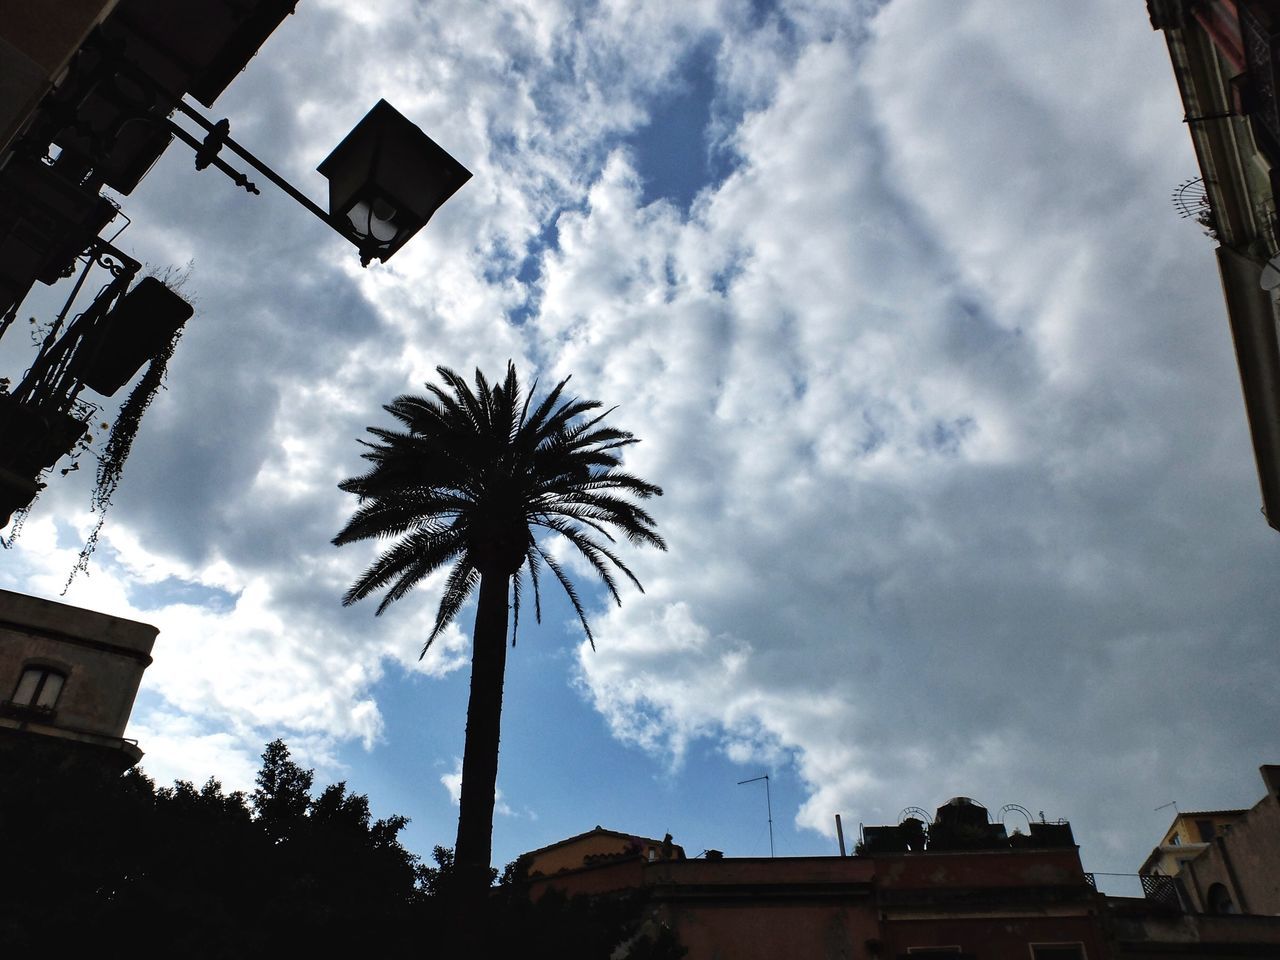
0;743;685;957
252;736;313;841
489;857;686;960
0;741;424;956
334;363;666;895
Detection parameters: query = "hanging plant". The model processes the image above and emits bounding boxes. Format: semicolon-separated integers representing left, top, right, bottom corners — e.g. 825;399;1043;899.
68;336;182;578
64;262;194;589
64;323;184;589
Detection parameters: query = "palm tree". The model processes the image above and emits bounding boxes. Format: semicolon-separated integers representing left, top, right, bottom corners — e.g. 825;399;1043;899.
333;363;665;895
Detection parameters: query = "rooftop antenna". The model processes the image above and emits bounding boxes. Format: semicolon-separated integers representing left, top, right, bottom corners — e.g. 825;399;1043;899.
738;774;774;858
1155;800;1179;814
1171;175;1216;239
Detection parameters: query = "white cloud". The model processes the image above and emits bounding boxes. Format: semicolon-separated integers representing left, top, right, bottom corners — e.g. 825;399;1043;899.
4;0;1277;878
441;757;526;819
128;711;260;791
549;0;1280;869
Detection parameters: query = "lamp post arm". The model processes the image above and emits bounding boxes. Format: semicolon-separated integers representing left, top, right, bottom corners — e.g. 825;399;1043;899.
163;117;260;196
69;38;379;264
168;100;379;266
171;99;335;228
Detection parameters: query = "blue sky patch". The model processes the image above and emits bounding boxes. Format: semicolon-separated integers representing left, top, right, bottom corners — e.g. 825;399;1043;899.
128;575;239;613
626;43;722;212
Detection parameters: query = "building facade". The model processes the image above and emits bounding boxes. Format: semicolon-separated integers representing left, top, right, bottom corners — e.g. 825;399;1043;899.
523;825;687;877
1139;809;1247;890
1148;0;1280;531
524;800;1103;960
0;588;156;771
525;794;1280;959
1140;765;1280;917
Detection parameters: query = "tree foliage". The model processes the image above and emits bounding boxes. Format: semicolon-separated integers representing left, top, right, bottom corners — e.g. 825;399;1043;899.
0;740;421;955
0;741;684;957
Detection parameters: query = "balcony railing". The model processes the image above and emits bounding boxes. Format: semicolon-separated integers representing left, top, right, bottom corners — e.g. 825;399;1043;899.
0;699;57;723
1085;872;1184;909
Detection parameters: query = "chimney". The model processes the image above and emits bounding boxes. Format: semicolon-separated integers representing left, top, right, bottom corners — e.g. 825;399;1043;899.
1261;764;1280;801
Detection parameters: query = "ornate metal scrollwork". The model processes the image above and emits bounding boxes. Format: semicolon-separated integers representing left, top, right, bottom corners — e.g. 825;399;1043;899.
87;238;140;280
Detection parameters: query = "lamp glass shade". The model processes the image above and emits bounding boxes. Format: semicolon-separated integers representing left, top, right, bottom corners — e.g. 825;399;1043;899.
317;99;471;262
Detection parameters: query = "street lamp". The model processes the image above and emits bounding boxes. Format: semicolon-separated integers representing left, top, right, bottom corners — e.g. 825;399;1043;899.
318;100;472;265
24;23;472;267
174;96;471;266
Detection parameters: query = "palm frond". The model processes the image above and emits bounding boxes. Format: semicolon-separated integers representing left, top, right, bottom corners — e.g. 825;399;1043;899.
538;546;596;651
335;361;665;652
525;543;544;625
340;526;465;609
424;558;481;655
537;515;638;600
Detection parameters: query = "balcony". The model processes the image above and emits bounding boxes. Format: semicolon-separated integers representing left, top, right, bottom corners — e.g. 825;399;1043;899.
1085;873;1186;910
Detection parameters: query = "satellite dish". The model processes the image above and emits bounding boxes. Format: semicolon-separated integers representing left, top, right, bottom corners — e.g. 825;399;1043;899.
1260;253;1280;292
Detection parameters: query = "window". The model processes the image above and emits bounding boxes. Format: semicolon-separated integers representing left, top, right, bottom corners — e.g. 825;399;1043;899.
9;666;66;711
1196;819;1216;842
1029;945;1086;960
1207;883;1237;915
1169;834;1181;846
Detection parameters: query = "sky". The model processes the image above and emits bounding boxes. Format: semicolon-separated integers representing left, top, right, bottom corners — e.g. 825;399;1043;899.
3;0;1279;890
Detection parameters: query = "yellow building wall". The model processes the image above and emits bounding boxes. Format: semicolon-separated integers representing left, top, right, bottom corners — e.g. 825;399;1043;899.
528;831;680;876
1162;813;1242;847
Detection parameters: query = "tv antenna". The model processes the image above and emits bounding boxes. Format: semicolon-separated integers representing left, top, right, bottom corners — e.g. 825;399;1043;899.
738;774;774;858
898;806;932;825
1155;800;1179;814
1171;176;1218;239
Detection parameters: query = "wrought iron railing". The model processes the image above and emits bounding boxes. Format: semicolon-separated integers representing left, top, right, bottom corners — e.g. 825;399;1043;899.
1084;872;1184;909
1141;874;1182;908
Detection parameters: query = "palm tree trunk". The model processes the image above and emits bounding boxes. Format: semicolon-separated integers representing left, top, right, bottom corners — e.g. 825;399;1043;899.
453;568;510;897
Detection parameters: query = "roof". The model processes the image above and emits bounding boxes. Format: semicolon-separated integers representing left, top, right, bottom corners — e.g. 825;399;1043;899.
519;825;675;861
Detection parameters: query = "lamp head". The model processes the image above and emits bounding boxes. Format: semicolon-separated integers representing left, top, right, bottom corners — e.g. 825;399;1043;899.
317;100;471;264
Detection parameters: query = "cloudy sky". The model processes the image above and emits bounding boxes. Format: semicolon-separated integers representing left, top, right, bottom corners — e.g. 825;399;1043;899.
5;0;1279;886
